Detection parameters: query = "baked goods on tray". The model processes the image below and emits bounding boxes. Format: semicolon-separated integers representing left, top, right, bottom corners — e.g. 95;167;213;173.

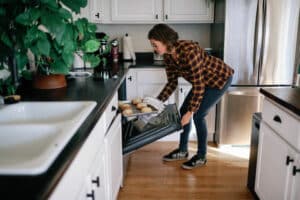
119;98;157;117
141;106;152;113
122;109;133;115
132;98;142;105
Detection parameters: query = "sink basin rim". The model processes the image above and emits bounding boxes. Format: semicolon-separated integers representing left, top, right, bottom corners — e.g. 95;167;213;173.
0;101;97;175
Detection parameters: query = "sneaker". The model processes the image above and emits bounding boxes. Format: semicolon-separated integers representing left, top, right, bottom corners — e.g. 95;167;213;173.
181;155;207;170
162;149;189;161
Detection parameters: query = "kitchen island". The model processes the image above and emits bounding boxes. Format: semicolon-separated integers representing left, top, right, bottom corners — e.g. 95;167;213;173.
256;87;300;200
260;87;300;116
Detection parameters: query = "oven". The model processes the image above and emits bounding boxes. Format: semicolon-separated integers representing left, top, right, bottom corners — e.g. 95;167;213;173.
121;104;182;184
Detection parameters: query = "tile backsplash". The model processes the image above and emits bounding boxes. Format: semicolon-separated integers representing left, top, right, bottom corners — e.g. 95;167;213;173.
97;24;211;52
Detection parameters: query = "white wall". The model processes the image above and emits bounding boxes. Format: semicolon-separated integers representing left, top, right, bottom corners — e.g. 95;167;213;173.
97;24;211;52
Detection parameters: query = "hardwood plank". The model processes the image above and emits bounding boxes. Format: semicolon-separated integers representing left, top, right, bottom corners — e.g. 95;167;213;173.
118;142;254;200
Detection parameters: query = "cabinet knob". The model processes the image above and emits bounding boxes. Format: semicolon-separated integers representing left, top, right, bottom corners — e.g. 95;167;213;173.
112;106;117;112
128;76;132;81
155;14;158;19
180;88;183;93
293;166;300;176
273;115;282;123
95;12;100;18
86;190;95;200
286;156;294;166
165;14;168;20
92;176;100;187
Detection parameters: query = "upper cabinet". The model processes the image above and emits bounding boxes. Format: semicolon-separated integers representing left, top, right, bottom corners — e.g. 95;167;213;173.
85;0;215;24
111;0;162;23
80;0;109;23
163;0;214;23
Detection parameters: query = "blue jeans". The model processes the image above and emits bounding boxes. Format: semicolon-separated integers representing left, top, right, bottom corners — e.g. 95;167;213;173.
179;76;233;158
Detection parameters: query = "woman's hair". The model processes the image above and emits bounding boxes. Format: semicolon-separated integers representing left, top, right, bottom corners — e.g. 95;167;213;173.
148;24;179;52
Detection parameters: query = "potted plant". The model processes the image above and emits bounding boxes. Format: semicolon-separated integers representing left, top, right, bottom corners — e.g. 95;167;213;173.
0;0;100;90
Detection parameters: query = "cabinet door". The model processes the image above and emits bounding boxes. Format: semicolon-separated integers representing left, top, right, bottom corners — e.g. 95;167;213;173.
105;114;123;200
255;122;292;200
49;116;106;200
91;147;107;200
76;147;107;200
126;69;137;100
127;68;176;103
164;0;214;23
290;156;300;200
111;0;162;23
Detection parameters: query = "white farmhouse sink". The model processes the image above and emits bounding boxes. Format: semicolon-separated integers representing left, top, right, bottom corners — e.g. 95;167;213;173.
0;101;97;175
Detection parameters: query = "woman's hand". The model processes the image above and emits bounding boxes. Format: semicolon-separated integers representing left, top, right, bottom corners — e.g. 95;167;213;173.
181;111;193;126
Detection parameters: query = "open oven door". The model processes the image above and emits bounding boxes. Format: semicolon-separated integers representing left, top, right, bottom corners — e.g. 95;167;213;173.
122;104;182;155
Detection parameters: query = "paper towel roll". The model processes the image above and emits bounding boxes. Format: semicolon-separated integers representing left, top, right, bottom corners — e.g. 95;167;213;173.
123;33;136;61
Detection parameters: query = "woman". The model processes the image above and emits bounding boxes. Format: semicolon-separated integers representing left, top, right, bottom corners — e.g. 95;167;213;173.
148;24;234;170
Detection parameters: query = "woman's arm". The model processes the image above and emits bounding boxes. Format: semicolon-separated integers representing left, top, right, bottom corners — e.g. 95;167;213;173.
157;66;178;102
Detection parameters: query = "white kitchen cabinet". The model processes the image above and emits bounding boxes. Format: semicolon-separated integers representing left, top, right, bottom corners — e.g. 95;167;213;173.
76;146;107;200
80;0;110;23
255;98;300;200
49;114;108;200
164;0;214;23
126;68;176;105
50;92;123;200
105;114;123;200
97;0;214;24
111;0;162;23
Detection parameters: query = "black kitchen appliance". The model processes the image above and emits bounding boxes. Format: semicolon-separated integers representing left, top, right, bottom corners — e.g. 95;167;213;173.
247;112;261;199
121;104;182;186
122;104;182;155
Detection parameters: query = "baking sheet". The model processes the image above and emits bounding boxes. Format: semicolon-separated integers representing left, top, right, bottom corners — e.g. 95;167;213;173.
119;100;158;117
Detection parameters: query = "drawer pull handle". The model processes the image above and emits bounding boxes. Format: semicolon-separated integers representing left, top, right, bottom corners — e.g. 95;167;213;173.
92;176;100;187
273;115;282;123
86;190;95;200
286;156;294;166
293;166;300;176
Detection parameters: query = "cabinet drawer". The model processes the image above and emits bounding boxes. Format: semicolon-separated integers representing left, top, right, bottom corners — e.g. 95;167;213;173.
105;92;118;131
262;99;300;151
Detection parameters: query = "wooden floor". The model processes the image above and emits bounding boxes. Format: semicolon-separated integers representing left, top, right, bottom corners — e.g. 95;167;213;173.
118;141;254;200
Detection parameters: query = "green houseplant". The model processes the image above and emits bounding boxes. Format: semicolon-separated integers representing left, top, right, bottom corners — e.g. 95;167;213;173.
0;0;100;90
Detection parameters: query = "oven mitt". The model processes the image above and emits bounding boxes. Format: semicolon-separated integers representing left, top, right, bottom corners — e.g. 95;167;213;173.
143;96;165;113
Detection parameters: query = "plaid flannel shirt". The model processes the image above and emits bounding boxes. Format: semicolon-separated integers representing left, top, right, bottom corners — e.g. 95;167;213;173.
157;40;234;112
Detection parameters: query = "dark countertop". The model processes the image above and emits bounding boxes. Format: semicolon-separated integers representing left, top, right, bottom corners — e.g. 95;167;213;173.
0;54;164;199
260;87;300;116
0;64;129;199
126;52;165;68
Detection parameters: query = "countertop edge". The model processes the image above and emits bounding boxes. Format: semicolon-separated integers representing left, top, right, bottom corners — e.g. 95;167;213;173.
260;88;300;116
